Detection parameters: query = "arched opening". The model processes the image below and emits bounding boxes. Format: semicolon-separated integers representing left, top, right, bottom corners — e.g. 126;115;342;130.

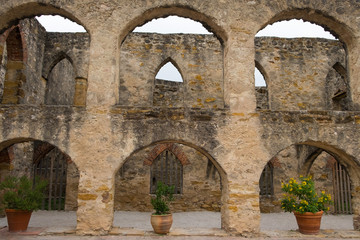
45;57;75;105
255;13;350;111
153;59;184;108
0;139;79;218
0;10;89;106
259;143;355;232
118;9;225;109
114;141;225;232
254;62;268;110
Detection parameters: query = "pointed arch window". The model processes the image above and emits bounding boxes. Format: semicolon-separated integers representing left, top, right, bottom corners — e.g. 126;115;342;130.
155;61;183;82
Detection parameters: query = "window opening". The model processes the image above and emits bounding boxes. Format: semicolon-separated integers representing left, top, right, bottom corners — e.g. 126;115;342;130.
36;15;86;32
259;162;273;196
155;61;183;82
134;15;211;35
150;150;183;194
256;19;336;39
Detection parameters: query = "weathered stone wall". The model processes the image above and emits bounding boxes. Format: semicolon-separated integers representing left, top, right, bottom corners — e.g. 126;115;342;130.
119;33;224;109
20;18;46;105
115;143;221;212
1;0;360;236
255;37;346;111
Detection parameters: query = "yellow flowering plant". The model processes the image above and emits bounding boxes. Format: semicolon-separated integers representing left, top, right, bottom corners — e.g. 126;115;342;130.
280;175;332;214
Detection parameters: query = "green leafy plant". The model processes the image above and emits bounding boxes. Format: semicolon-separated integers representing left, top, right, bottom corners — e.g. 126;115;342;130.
281;175;332;214
151;181;174;215
0;175;48;211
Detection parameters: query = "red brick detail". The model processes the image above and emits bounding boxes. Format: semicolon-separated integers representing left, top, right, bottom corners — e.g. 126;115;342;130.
6;27;23;61
269;157;281;168
326;155;337;169
0;148;10;164
33;142;55;164
144;143;190;166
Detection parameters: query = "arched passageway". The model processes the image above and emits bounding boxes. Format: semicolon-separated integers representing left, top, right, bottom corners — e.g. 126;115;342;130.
259;142;359;231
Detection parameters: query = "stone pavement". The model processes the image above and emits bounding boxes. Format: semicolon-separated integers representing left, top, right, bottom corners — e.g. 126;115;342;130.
0;211;359;239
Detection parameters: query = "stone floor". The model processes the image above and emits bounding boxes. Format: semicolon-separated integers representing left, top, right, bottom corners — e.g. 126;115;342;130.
0;211;359;239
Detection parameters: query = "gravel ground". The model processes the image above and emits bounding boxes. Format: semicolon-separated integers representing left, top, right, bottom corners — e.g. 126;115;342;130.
0;211;354;231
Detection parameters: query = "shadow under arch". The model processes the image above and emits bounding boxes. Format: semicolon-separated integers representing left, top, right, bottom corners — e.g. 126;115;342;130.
256;8;355;49
119;5;228;46
0;2;90;34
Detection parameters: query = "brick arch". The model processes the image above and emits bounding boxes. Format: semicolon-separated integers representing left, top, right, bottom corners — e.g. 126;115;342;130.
119;5;227;46
143;143;190;166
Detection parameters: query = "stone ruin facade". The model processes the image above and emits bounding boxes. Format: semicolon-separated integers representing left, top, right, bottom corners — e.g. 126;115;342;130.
1;0;360;236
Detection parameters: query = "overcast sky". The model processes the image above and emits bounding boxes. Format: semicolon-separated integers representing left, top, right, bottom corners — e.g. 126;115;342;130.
36;15;336;85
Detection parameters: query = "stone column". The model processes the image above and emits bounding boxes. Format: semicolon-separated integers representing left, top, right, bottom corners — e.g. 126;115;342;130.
76;168;114;235
218;30;270;235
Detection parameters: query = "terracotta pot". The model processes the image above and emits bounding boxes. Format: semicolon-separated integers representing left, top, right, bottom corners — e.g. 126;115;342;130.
294;211;323;235
151;213;173;234
5;209;32;232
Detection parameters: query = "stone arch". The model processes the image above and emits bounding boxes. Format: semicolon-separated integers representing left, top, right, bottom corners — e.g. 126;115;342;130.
0;137;79;211
119;6;227;46
0;2;89;34
259;141;360;228
114;139;226;214
257;8;354;48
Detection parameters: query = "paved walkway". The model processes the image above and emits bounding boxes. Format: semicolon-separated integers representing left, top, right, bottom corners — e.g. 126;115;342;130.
0;211;359;239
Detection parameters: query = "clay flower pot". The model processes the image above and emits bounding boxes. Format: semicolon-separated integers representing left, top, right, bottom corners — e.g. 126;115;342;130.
5;209;33;232
151;213;173;234
294;210;323;234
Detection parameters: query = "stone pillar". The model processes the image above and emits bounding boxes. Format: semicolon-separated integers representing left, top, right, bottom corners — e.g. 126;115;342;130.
76;168;114;235
74;77;87;106
352;181;360;230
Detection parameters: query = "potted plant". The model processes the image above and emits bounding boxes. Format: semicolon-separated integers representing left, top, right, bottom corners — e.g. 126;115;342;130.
0;175;47;232
150;181;174;234
280;175;332;235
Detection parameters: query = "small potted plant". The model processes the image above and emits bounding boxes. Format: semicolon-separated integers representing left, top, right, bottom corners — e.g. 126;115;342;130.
150;181;174;234
280;175;332;235
0;175;47;232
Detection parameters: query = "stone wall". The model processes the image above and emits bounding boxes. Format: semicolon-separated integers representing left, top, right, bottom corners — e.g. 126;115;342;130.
255;37;346;111
20;18;46;105
119;33;224;109
1;0;360;235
